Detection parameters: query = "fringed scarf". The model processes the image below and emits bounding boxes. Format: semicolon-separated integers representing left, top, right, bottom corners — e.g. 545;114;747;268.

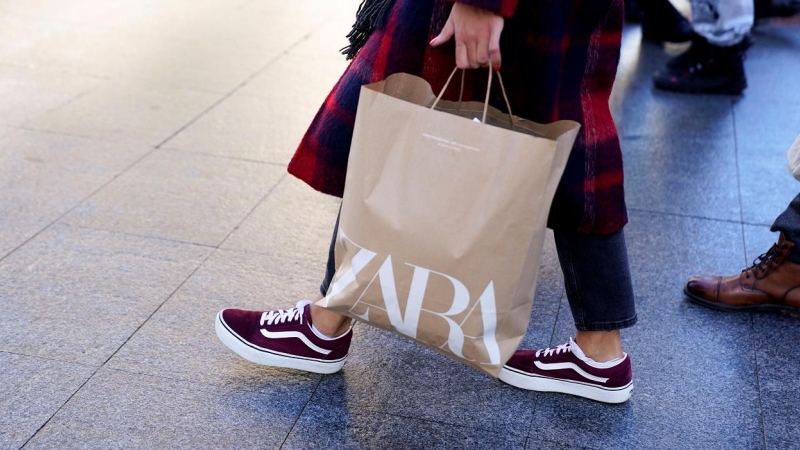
341;0;396;60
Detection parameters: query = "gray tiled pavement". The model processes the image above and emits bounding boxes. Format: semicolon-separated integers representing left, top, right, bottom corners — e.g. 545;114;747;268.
1;1;799;448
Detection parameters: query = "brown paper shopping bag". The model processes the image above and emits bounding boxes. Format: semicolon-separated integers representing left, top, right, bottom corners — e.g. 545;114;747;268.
318;69;580;377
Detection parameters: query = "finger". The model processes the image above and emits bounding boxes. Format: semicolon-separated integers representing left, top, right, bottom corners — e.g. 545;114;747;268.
456;41;469;69
476;30;490;67
469;40;480;68
430;18;455;46
489;21;503;67
476;40;490;67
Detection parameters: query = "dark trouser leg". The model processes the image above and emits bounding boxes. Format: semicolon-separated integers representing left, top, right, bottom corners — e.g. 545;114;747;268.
770;192;800;264
554;229;637;332
319;212;340;297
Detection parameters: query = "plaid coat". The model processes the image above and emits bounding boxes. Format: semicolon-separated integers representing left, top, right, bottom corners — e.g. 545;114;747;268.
288;0;627;235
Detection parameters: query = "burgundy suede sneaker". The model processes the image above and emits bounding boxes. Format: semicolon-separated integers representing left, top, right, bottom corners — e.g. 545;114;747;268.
215;300;351;374
499;338;633;404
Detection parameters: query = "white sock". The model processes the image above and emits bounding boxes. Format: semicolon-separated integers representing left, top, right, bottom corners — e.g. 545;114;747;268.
310;323;351;341
569;337;625;369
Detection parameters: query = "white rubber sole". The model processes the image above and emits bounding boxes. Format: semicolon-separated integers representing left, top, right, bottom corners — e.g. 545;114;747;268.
498;366;633;404
215;312;347;375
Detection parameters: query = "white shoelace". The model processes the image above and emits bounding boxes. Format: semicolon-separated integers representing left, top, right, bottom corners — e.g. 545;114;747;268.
260;302;306;327
536;338;626;369
535;342;572;358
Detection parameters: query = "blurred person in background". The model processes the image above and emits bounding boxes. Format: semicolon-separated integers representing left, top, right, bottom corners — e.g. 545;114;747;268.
652;0;799;94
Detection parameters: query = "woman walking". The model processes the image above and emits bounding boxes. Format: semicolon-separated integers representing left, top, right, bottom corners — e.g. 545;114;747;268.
215;0;637;404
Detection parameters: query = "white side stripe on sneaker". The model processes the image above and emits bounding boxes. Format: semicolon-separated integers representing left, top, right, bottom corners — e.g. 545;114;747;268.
534;361;610;383
259;329;332;355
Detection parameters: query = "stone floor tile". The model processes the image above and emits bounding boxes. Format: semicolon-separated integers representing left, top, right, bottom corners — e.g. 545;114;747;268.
24;81;222;146
0;64;102;128
168;53;347;163
107;36;282;94
0;218;46;260
613;85;734;140
180;0;344;55
622;135;740;221
626;210;746;291
61;149;284;246
745;24;800;102
735;99;800;226
0;352;95;450
752;315;800;450
237;52;348;106
286;11;362;61
164;91;315;164
283;402;525;450
24;368;308;450
0;2;294;80
221;176;340;262
0;224;211;366
0;129;152;223
106;249;323;389
310;325;534;438
743;224;781;266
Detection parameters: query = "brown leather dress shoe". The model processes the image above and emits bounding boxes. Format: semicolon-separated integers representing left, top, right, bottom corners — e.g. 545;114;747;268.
684;233;800;313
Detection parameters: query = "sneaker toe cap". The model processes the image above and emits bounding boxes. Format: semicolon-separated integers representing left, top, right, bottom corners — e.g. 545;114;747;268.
505;350;538;371
218;308;262;337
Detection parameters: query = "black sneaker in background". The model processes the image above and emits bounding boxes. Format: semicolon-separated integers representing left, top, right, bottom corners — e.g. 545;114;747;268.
653;37;748;95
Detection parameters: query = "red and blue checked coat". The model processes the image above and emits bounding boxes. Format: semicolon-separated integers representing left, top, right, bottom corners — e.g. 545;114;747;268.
288;0;627;235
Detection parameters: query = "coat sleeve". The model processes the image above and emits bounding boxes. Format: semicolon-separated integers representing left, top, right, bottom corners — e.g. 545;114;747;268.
450;0;519;18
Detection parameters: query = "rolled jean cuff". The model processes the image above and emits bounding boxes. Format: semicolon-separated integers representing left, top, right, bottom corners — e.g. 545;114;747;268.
575;315;638;332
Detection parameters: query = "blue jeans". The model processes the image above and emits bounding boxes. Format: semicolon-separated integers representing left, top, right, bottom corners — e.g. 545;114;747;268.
320;215;637;332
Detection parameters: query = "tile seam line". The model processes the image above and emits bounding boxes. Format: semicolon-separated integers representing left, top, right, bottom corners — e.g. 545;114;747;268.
0;349;98;369
751;315;769;450
99;366;314;393
0;61;114;81
376;407;532;437
198;245;332;264
731;100;747;265
152;24;322;151
17;236;217;449
17;125;132;143
61;223;220;250
733;101;769;450
524;289;565;439
281;403;529;440
159;146;288;166
0;145;159;266
626;207;752;226
19;172;288;449
0;25;320;266
278;376;323;449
